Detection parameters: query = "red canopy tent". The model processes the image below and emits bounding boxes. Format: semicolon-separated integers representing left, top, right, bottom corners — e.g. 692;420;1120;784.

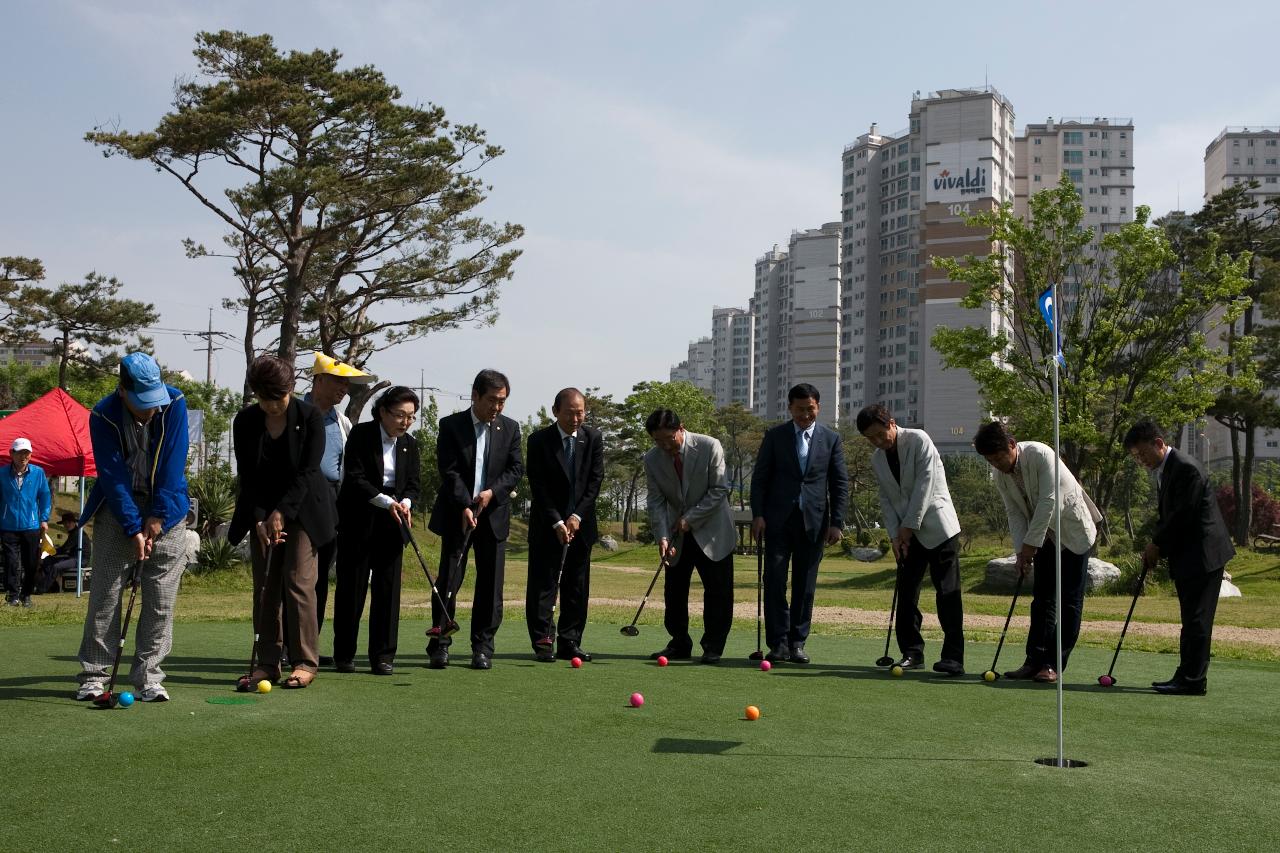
0;387;96;475
0;388;96;595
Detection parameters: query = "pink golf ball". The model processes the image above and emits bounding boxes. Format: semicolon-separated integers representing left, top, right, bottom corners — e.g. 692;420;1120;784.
657;656;668;667
1099;675;1114;687
629;692;645;708
571;657;582;668
760;660;772;672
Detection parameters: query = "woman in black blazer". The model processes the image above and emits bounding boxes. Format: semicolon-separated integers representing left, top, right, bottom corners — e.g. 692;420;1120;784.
332;386;421;674
229;355;336;689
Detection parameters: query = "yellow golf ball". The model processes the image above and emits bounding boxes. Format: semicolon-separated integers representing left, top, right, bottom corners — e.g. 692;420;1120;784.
891;665;903;677
983;670;997;682
257;679;272;694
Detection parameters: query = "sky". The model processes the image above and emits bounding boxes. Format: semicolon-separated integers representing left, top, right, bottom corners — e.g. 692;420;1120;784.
4;0;1280;423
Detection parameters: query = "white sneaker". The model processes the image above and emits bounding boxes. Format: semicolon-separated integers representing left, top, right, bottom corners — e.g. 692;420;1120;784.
75;682;106;701
137;684;169;702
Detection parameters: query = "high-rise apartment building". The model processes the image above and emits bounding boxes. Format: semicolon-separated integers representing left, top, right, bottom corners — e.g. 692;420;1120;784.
1200;126;1280;468
710;306;753;408
679;336;714;395
1015;118;1136;235
839;86;1015;452
750;224;841;423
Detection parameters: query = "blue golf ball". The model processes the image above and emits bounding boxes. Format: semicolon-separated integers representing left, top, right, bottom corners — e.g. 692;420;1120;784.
118;691;135;707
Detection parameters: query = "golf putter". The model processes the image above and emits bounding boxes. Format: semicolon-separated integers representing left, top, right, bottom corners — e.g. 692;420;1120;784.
621;533;681;637
541;541;571;649
876;558;902;667
748;531;764;660
400;517;460;638
982;571;1027;682
237;540;274;692
1098;560;1151;687
93;559;145;709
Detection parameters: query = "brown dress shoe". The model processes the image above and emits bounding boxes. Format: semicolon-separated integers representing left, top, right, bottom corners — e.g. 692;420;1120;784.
1003;662;1039;680
1033;666;1058;683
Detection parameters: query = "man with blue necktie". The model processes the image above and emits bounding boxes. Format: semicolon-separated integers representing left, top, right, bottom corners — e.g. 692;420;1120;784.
750;384;848;664
428;369;524;670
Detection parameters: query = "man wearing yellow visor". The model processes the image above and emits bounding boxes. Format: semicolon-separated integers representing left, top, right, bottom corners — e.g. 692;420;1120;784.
300;353;374;667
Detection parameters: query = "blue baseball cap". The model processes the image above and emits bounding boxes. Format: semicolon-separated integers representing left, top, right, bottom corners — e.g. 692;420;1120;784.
119;352;171;410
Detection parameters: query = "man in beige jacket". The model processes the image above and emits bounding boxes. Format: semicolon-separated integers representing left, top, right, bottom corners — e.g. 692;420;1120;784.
974;421;1101;684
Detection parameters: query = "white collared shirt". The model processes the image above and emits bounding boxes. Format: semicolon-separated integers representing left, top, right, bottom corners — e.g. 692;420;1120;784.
369;423;412;511
1154;446;1171;490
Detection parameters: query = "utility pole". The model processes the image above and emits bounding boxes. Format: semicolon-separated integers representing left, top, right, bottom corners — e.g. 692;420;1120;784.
186;308;233;470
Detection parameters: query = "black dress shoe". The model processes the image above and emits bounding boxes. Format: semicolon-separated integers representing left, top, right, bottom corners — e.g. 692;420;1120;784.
534;648;556;663
1153;679;1206;696
699;651;722;664
790;644;810;664
933;659;965;676
765;646;791;664
334;660;356;673
650;646;692;661
429;650;449;670
557;646;592;662
372;662;394;676
471;653;491;670
1003;661;1039;680
895;655;923;670
1152;670;1183;689
319;655;335;667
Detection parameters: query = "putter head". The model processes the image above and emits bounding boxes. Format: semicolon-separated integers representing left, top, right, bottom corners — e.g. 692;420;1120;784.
875;656;894;667
619;625;640;637
92;692;112;708
442;621;460;638
748;651;764;661
235;676;253;693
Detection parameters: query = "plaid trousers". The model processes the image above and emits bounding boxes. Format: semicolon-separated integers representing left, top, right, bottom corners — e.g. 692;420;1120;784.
77;511;187;690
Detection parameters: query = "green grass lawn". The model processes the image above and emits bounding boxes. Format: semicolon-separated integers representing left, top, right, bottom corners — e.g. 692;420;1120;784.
4;610;1279;851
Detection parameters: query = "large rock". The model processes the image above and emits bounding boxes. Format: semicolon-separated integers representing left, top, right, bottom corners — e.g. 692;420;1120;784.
598;535;619;552
849;547;885;563
983;554;1121;592
1221;572;1243;598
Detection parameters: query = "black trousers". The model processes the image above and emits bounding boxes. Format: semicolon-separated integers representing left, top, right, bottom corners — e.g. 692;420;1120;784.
763;509;825;650
314;481;340;631
1173;566;1224;684
2;529;41;599
895;533;965;663
431;525;506;657
1024;541;1089;670
526;533;591;649
332;510;405;666
663;532;733;655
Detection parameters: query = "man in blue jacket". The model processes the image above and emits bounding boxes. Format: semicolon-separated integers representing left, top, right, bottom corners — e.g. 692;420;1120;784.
1;437;51;607
75;353;190;703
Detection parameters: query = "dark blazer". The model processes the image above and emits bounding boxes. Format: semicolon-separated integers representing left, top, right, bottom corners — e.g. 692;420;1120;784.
428;409;524;540
229;398;336;548
336;421;421;538
526;423;604;548
751;420;849;539
1155;447;1234;579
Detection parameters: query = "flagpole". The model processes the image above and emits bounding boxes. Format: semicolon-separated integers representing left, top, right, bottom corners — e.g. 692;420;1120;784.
1051;279;1064;767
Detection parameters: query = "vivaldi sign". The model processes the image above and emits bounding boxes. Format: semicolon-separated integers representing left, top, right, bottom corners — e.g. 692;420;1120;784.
926;141;996;203
932;166;987;196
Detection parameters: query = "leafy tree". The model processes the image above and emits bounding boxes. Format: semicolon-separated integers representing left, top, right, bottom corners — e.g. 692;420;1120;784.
88;30;523;420
0;256;45;329
15;273;157;389
931;175;1250;526
713;402;765;509
412;394;442;529
835;422;881;534
169;377;244;463
940;453;1007;551
1171;182;1280;543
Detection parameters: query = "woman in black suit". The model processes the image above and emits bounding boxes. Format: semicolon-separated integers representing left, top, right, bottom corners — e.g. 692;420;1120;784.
332;386;421;675
229;355;336;689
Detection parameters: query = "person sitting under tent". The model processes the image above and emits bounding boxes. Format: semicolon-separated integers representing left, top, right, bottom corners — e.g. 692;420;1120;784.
40;510;92;592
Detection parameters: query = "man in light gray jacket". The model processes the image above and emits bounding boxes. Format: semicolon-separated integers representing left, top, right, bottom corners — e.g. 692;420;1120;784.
643;409;734;664
975;420;1100;684
858;405;965;675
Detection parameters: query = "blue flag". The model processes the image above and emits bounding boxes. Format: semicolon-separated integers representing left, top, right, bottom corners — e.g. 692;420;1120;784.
1038;287;1066;370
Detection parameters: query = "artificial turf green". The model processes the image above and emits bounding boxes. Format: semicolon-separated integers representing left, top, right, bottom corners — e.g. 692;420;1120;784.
3;620;1277;852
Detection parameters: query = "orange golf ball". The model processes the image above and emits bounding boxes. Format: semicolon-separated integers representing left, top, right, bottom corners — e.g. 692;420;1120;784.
745;705;761;721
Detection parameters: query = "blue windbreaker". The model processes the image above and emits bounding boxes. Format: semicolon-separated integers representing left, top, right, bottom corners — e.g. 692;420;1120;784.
0;463;51;532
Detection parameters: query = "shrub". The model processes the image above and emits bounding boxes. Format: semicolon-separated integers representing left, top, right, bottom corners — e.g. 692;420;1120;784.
1216;483;1280;538
188;463;236;538
193;537;242;574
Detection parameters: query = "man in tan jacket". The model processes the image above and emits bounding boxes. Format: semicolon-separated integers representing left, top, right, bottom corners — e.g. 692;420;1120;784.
974;421;1101;684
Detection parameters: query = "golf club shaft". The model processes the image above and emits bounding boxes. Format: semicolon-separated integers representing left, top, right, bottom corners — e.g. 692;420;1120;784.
549;541;569;643
989;572;1026;671
754;534;763;654
624;533;681;631
105;560;144;696
401;519;459;629
882;583;899;659
247;542;273;679
1105;562;1150;677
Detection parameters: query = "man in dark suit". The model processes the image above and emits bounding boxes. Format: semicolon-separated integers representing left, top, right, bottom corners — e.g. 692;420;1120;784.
1124;419;1235;696
428;369;524;670
750;384;848;664
524;388;605;663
